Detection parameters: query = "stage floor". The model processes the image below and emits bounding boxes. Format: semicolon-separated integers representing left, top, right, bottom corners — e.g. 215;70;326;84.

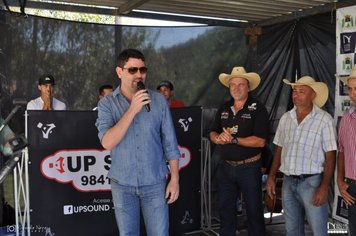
182;214;296;236
182;213;347;236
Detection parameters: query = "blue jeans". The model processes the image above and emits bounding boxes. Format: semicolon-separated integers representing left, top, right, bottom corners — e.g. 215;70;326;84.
111;180;169;236
347;183;356;236
218;160;266;236
282;174;328;236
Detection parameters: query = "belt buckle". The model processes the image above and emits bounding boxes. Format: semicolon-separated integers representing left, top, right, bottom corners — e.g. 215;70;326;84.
225;160;243;166
290;173;318;180
225;154;260;167
291;175;303;180
346;178;356;186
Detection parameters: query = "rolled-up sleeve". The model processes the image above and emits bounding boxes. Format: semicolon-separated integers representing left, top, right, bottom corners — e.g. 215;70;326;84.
96;98;115;142
160;102;180;161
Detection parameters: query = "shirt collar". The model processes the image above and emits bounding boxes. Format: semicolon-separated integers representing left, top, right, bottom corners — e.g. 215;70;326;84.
112;85;122;97
290;104;319;118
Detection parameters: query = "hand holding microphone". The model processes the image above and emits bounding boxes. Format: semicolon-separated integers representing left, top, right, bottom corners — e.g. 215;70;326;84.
137;81;151;112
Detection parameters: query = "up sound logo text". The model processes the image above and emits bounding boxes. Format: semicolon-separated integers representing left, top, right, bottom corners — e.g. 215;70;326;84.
41;149;112;192
41;147;191;192
63;204;111;215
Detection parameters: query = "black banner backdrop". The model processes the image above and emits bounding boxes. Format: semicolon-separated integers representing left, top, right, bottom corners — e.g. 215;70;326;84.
169;107;202;235
27;107;201;236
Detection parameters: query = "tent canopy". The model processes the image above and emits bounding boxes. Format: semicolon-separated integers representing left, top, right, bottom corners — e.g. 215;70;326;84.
1;0;355;27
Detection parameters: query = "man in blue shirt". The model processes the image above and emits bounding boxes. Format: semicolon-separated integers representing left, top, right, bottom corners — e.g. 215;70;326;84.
96;49;180;236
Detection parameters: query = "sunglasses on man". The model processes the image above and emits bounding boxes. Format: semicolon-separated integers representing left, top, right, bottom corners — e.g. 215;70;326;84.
123;67;148;74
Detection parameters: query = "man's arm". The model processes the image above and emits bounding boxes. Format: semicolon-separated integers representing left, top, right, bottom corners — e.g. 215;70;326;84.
210;129;265;148
266;146;282;198
232;135;266;148
221;102;268;148
101;106;136;150
337;151;355;205
166;159;179;204
210;131;227;145
312;150;336;206
101;89;148;150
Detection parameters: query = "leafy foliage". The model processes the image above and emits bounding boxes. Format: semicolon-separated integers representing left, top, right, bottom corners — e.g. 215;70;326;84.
1;12;247;116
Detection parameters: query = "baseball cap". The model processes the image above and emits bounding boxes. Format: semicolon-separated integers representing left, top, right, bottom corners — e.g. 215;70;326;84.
157;80;174;90
38;74;55;85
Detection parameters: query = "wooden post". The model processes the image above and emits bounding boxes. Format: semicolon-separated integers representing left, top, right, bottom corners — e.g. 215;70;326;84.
244;26;262;72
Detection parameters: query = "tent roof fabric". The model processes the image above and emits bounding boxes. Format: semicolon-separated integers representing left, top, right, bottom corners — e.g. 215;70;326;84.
2;0;355;27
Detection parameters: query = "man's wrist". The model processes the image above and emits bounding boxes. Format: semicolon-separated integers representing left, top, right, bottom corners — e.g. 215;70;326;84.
232;137;238;144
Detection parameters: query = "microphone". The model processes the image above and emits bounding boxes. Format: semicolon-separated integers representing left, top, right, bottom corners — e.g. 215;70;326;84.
137;81;151;112
13;98;28;106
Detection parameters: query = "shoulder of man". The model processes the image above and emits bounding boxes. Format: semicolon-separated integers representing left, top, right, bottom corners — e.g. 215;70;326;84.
26;97;42;110
314;106;333;120
53;97;66;110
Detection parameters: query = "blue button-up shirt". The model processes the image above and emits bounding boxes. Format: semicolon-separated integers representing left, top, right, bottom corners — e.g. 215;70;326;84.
96;86;180;187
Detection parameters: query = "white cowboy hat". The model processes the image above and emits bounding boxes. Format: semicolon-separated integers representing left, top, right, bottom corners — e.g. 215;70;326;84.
339;66;356;84
218;67;261;91
283;76;328;108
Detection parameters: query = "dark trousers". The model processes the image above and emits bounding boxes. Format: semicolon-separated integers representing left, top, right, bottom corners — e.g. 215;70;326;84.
218;160;266;236
347;184;356;236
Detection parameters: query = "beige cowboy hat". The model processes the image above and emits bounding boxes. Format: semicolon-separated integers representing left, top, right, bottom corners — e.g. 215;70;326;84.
283;76;329;108
218;67;261;91
339;66;356;84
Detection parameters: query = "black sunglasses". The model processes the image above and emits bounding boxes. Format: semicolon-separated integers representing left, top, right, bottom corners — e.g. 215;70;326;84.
123;67;148;74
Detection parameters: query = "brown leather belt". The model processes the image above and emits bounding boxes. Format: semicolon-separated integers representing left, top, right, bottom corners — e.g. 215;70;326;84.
225;154;261;167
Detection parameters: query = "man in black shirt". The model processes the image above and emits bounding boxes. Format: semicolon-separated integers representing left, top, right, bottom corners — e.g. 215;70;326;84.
210;66;269;236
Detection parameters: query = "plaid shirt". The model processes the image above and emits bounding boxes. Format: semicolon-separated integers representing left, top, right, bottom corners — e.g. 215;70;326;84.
338;106;356;180
274;105;337;175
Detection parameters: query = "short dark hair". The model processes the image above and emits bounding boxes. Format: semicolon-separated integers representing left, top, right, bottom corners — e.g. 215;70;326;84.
116;49;145;68
99;84;113;95
157;80;174;91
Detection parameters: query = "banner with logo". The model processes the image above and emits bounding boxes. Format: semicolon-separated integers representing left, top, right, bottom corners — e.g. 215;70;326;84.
169;107;202;234
27;107;201;236
333;5;356;225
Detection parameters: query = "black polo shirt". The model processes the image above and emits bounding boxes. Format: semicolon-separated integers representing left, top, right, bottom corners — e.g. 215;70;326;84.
210;96;269;161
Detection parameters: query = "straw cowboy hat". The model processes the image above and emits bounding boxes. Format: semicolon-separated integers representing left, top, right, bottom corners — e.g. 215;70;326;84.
219;67;261;91
339;66;356;84
283;76;328;108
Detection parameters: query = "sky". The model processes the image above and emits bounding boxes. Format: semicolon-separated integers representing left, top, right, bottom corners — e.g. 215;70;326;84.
117;16;212;49
151;27;211;49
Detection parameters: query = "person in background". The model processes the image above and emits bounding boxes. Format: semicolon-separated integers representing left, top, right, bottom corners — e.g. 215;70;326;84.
337;66;356;236
26;74;66;110
98;84;114;100
210;66;269;235
93;84;114;110
157;80;185;108
266;76;337;236
96;49;180;236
